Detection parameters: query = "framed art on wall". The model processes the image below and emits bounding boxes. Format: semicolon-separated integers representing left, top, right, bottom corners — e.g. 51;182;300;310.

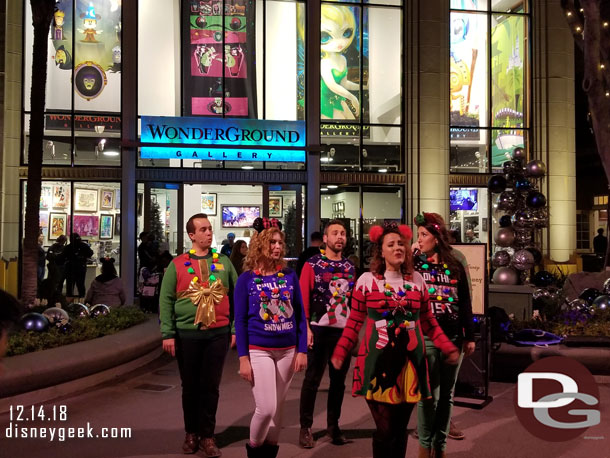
49;212;67;241
40;186;52;210
74;188;98;212
100;189;114;209
52;185;69;209
99;214;114;240
73;214;99;237
269;196;283;217
201;193;217;215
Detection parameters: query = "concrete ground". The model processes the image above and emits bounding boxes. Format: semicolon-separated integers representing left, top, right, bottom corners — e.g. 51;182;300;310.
0;350;608;458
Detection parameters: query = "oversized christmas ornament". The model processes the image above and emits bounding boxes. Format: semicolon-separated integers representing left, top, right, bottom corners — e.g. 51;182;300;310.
90;304;111;318
512;209;532;229
532;270;554;287
67;303;90;318
512;249;535;271
492;250;511;267
526;191;547;209
494;227;515;247
492;267;519;285
592;295;610;311
512;147;526;159
42;307;69;326
525;160;546;178
578;288;602;306
499;215;512;227
525;247;542;265
497;191;517;212
488;174;507;193
21;313;49;332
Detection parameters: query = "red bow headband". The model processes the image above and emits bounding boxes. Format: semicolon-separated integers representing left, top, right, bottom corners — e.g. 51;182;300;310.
368;222;412;244
253;217;282;233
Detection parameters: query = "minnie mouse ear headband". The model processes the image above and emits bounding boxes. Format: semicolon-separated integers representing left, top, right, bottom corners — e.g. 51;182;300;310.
414;213;443;235
252;217;283;234
368;221;412;244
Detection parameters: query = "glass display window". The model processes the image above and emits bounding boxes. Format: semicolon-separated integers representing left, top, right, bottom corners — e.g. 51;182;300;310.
449;186;489;245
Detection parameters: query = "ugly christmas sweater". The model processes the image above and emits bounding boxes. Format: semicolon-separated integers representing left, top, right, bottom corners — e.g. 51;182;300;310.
159;250;238;340
332;271;457;403
413;251;474;343
299;253;356;328
234;268;308;357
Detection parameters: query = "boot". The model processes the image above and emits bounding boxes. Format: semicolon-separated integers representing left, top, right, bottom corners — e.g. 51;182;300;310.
419;444;432;458
434;448;447;458
372;437;394;458
245;443;263;458
262;443;279;458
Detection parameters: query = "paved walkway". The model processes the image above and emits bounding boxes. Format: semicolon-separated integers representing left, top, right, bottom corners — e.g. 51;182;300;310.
1;350;608;458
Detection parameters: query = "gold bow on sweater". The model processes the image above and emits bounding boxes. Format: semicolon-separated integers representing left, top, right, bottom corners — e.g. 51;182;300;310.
178;278;226;329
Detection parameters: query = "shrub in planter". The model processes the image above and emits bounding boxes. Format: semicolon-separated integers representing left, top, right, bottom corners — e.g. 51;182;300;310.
6;307;148;357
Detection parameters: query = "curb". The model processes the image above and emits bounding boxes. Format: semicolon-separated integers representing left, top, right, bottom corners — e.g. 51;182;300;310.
0;315;162;408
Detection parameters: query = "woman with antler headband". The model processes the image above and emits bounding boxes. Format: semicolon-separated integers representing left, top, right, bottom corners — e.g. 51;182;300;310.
331;222;459;458
413;213;475;458
234;217;308;458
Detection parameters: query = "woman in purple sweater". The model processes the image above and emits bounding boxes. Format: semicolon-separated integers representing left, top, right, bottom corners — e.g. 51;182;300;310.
234;219;308;458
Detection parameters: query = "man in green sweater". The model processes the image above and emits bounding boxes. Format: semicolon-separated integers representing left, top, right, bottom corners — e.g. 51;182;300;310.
160;213;238;456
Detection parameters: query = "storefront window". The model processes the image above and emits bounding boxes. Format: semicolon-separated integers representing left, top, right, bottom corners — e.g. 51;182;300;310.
23;0;122;166
22;180;121;293
449;186;489;245
449;1;529;173
319;2;403;172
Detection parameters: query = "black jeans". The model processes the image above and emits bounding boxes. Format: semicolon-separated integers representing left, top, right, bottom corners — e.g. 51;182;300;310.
66;265;86;297
299;326;351;429
176;331;230;437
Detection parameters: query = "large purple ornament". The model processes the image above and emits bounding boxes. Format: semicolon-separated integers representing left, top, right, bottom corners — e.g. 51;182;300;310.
67;302;90;319
525;160;546;178
497;191;517;212
21;313;49;332
512;249;535;271
512;147;526;159
494;227;515;247
498;215;512;227
512;209;532;229
526;247;542;265
526;191;547;209
90;304;110;318
492;250;511;267
488;174;507;193
492;267;519;285
592;295;610;311
532;270;554;287
43;307;69;326
579;288;602;306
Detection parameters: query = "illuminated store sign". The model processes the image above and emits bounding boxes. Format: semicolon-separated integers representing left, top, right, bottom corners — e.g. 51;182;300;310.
141;116;306;148
140;147;305;162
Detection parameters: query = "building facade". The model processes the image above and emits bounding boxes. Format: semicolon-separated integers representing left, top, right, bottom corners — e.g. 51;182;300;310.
0;0;575;302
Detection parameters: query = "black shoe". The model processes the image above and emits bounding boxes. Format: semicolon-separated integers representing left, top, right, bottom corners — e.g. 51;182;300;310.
328;426;349;445
299;427;314;448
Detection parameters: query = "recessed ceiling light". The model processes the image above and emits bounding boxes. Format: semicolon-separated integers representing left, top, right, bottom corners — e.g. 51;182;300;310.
241;165;254;170
379;168;388;173
321;187;329;192
327;185;338;189
320;157;333;162
103;150;119;156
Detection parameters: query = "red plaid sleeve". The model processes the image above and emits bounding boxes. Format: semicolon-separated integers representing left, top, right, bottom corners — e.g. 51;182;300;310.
419;282;458;355
332;281;366;362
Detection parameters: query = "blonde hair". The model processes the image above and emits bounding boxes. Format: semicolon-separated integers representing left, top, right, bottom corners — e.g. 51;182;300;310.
243;228;286;272
320;4;356;56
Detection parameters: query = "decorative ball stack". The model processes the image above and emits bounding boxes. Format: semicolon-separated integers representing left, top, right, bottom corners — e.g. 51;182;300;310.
488;147;549;285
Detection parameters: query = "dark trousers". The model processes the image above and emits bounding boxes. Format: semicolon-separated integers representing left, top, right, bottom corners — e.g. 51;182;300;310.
299;326;351;429
367;400;414;458
176;331;230;437
66;265;86;297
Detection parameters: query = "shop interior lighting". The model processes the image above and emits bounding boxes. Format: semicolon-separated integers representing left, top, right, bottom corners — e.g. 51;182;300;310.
327;185;338;189
320;187;329;192
320;157;333;162
378;168;388;173
241;165;254;170
103;150;120;156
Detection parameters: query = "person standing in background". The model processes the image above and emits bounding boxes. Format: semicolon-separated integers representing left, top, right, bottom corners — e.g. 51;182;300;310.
296;231;324;276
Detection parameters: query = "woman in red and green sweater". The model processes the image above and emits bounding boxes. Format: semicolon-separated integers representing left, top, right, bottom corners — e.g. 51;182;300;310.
331;223;459;458
413;212;475;458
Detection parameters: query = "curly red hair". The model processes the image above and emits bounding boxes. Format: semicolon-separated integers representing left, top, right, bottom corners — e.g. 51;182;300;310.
243;227;286;272
369;225;414;276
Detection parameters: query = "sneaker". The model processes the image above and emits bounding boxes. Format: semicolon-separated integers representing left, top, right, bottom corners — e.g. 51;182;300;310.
200;437;222;457
327;426;349;445
299;427;315;448
448;420;465;440
182;433;199;454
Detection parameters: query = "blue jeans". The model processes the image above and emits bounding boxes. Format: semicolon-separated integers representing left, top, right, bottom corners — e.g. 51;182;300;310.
417;338;464;451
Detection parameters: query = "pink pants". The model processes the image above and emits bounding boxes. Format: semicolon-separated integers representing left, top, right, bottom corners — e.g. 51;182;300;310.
249;348;296;446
